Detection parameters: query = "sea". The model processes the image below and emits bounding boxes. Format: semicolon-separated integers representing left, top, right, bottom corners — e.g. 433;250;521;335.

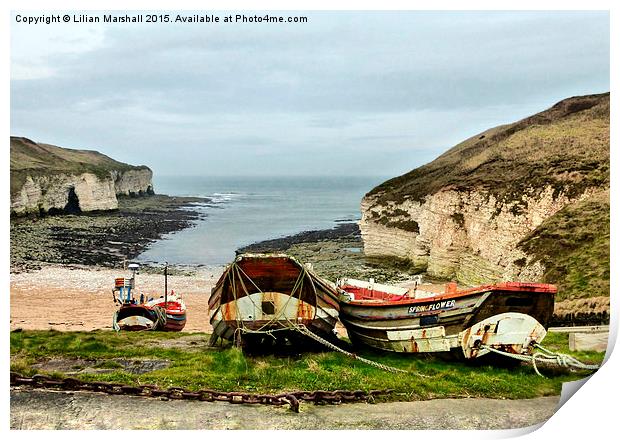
136;175;388;266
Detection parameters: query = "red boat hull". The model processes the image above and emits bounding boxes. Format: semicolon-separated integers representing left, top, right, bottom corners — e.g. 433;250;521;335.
163;308;187;331
151;298;187;332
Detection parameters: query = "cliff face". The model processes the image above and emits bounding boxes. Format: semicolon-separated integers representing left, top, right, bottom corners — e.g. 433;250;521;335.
361;93;609;298
10;137;154;215
111;168;154;197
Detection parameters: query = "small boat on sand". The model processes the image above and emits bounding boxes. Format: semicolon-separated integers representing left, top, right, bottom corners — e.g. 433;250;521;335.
337;278;556;359
208;253;340;348
113;263;187;331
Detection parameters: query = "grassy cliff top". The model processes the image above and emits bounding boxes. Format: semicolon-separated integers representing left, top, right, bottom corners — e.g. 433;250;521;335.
10;136;150;195
368;93;610;206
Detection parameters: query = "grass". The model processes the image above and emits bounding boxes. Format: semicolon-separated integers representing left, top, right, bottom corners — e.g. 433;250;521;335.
10;330;605;401
368;93;609;206
518;192;610;301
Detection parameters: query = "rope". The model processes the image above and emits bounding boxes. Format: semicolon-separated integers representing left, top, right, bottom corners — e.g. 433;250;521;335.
481;343;600;377
112;311;120;332
151;306;167;331
291;324;422;375
230;261;311;334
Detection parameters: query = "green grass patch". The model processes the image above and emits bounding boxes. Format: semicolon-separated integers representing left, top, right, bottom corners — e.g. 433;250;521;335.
10;330;604;401
518;194;609;300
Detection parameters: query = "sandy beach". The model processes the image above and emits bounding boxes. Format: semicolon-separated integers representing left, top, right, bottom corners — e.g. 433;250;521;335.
10;265;223;332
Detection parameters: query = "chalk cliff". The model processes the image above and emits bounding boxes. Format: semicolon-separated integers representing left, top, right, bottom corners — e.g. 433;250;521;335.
10;137;154;215
361;93;609;299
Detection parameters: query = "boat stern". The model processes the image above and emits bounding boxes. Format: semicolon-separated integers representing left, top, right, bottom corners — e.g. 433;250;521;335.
115;313;156;331
460;312;547;359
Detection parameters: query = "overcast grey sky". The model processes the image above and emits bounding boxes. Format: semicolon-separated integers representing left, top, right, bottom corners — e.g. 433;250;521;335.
11;11;609;177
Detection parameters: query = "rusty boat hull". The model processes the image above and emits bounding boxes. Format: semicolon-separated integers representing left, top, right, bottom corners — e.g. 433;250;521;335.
338;280;556;358
209;254;340;347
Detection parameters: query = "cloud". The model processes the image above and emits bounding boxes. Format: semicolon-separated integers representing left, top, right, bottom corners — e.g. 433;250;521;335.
10;11;609;177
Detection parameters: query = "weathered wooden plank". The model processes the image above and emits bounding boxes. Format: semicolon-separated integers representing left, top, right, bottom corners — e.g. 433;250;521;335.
568;332;608;352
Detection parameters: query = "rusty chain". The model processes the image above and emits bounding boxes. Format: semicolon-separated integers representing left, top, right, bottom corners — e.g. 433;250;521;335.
10;372;394;413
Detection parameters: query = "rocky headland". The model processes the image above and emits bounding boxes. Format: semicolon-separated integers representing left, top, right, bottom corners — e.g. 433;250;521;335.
10;136;154;216
10;195;208;272
360;93;610;323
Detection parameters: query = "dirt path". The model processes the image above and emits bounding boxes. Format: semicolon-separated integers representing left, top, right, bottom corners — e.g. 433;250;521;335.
10;388;560;430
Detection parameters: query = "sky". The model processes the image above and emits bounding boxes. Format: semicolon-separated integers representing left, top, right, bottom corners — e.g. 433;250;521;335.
10;10;610;177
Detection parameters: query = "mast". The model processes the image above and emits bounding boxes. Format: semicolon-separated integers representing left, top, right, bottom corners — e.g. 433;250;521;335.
164;262;168;306
127;263;140;303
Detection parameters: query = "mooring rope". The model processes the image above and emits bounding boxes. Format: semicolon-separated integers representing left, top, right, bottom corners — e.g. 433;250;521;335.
291;323;426;375
228;261;311;336
242;263;308;333
112;311;120;332
152;306;167;331
481;343;600;377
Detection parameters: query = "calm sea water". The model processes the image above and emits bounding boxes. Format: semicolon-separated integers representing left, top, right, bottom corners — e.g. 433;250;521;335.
137;175;387;266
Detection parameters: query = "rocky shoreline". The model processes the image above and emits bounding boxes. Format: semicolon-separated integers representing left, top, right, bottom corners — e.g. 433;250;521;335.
240;222;423;284
10;194;208;273
239;222;360;253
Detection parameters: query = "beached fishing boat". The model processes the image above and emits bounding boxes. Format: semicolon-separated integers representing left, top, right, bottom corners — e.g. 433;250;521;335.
113;263;187;331
208;253;340;347
337;278;556;359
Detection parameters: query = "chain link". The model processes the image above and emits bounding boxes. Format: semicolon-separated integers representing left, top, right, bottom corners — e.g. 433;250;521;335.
10;371;394;413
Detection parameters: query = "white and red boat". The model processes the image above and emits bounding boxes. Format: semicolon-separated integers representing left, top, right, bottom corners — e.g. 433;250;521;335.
337;278;556;360
143;290;187;331
113;263;187;332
